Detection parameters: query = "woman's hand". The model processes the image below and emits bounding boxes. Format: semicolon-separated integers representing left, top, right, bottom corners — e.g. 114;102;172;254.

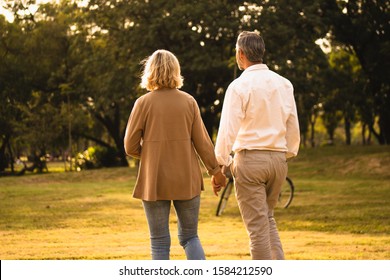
211;171;227;196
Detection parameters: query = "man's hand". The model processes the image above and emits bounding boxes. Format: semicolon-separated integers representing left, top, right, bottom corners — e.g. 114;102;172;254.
211;171;227;196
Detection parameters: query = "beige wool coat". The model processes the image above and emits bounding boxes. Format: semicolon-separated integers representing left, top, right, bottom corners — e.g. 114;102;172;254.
124;89;221;201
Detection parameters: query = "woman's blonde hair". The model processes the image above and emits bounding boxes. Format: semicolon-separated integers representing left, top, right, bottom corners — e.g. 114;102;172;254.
140;49;183;91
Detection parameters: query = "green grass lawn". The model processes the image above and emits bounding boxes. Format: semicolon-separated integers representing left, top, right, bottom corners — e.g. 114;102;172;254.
0;146;389;260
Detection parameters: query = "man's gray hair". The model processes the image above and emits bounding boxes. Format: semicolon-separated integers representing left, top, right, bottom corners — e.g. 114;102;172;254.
236;31;265;63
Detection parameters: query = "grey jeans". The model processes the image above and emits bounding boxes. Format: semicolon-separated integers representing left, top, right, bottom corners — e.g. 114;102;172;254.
232;150;287;260
142;195;205;260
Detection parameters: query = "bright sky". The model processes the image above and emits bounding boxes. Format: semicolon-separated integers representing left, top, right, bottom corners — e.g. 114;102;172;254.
0;4;15;22
1;1;90;22
0;0;58;22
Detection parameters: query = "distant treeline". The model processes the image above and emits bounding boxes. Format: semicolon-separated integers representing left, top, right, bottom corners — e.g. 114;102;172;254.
1;0;389;173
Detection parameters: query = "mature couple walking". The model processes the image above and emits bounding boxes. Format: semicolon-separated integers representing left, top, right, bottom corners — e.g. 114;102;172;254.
124;31;300;260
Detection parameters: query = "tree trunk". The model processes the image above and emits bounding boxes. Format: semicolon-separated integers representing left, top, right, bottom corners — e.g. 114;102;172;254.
7;140;15;173
0;135;10;172
310;114;317;148
302;133;307;148
378;107;390;145
94;105;129;167
362;123;366;145
327;130;335;146
344;116;351;145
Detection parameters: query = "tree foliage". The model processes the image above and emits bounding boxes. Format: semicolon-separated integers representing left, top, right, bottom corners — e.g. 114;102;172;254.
1;0;389;173
320;0;390;144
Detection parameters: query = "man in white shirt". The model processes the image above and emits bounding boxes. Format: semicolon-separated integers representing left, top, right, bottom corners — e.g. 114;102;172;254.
213;31;300;259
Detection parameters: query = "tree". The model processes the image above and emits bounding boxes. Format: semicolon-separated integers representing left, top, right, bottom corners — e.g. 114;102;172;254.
0;15;31;172
3;0;386;173
0;1;86;173
320;0;390;144
66;0;250;161
327;46;365;145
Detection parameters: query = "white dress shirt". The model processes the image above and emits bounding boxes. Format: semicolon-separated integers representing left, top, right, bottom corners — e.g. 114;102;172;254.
215;64;300;166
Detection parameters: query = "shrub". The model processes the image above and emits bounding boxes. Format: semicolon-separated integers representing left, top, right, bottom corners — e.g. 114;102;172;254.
76;146;120;170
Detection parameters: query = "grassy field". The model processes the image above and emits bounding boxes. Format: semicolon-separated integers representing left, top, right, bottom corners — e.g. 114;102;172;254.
0;146;389;260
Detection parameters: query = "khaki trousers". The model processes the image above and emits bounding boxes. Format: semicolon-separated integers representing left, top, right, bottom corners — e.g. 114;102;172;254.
232;150;287;260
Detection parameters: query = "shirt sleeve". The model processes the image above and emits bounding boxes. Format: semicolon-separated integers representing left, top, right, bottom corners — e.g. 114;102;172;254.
285;94;300;158
124;98;144;159
215;82;245;166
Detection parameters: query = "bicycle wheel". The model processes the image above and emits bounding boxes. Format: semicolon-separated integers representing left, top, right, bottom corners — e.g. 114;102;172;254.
278;177;294;208
216;180;234;216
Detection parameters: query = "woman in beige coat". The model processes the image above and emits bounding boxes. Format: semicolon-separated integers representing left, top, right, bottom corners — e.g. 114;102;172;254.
124;49;225;260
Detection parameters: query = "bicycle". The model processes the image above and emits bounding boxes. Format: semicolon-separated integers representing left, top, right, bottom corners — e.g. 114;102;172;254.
215;169;295;216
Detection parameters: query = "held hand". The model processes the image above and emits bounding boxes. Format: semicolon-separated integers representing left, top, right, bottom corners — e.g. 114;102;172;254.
211;171;227;196
211;176;222;196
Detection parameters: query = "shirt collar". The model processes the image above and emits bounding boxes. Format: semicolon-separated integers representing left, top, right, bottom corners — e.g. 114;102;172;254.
243;63;269;73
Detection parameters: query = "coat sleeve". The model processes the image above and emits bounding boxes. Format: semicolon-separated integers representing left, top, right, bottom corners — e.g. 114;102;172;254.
124;98;144;159
190;99;221;176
